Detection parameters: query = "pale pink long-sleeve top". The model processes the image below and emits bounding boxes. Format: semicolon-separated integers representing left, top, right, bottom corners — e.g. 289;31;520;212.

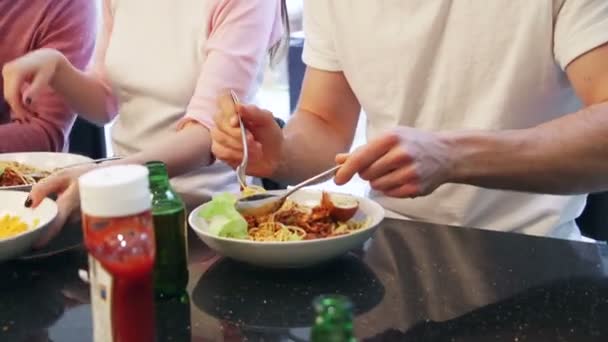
0;0;96;152
91;0;283;203
92;0;282;128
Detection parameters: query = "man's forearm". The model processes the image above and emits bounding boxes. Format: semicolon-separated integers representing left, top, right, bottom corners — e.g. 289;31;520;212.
447;102;608;194
272;109;356;185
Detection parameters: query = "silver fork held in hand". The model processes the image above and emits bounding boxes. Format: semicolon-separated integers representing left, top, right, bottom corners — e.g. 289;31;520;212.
230;90;248;189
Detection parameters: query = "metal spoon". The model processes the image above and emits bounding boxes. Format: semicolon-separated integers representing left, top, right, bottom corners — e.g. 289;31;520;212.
236;164;342;216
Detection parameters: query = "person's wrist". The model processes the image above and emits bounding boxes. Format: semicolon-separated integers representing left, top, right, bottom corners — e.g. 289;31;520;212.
260;161;285;189
439;129;523;185
262;123;288;182
258;148;288;190
437;130;477;185
50;50;69;89
265;153;284;183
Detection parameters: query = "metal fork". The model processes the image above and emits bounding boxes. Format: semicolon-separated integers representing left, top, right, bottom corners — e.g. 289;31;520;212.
27;156;123;179
230;90;248;189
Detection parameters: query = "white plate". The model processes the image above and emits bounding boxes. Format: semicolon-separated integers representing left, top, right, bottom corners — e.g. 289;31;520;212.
0;152;93;191
0;191;58;263
189;189;385;268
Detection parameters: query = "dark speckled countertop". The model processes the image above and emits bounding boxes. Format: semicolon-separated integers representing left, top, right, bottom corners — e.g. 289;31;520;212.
1;218;608;341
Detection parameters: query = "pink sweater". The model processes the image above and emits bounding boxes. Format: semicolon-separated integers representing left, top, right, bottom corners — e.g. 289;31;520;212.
0;0;96;152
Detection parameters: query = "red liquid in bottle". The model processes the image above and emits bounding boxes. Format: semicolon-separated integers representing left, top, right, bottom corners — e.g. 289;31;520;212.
84;211;156;342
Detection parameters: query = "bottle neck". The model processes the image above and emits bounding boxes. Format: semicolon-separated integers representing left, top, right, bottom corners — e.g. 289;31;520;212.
146;161;185;214
146;161;171;189
312;296;355;340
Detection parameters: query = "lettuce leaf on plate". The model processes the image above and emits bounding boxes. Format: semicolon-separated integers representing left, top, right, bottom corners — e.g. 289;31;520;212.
198;193;248;239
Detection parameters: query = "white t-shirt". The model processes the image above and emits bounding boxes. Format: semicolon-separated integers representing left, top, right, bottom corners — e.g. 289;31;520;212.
302;0;608;239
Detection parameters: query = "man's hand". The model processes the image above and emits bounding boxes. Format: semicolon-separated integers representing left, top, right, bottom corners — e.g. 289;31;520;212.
334;127;454;197
211;94;284;178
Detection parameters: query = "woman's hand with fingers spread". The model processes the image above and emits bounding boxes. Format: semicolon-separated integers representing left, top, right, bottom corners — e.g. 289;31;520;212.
2;48;66;121
26;164;98;248
334;127;455;198
211;93;284;178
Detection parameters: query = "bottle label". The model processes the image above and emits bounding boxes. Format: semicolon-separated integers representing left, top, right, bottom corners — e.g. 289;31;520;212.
88;256;114;342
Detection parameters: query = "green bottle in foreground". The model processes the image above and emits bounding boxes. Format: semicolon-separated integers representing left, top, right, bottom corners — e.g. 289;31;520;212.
311;295;357;342
146;161;188;297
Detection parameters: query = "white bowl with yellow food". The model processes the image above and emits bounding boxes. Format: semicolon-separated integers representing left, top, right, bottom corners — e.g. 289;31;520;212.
0;191;58;262
188;189;385;268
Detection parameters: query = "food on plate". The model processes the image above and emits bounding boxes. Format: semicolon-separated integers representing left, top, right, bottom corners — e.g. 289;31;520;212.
240;184;266;198
199;191;367;242
0;214;39;239
0;161;51;187
320;192;360;222
199;193;249;239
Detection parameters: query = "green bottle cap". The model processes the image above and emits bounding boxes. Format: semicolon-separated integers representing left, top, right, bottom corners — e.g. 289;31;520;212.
311;295;356;342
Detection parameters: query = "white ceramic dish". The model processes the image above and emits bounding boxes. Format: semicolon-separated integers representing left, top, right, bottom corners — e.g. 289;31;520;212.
189;189;385;268
0;191;58;263
0;152;93;191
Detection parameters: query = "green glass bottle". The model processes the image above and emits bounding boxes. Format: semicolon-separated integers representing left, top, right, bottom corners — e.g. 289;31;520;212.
310;295;357;342
146;161;188;297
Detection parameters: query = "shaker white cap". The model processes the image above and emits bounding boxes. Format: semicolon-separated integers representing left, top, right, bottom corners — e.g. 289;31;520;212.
79;165;151;218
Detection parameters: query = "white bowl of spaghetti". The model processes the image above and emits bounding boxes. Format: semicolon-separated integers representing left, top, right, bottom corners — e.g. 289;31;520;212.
0;191;58;262
0;152;92;191
188;189;384;268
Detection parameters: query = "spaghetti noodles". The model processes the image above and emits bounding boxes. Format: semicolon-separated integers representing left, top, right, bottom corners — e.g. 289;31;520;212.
0;161;50;187
243;193;366;242
241;184;266;198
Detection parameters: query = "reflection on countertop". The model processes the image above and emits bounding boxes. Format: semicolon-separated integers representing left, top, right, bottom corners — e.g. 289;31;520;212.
1;218;608;341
